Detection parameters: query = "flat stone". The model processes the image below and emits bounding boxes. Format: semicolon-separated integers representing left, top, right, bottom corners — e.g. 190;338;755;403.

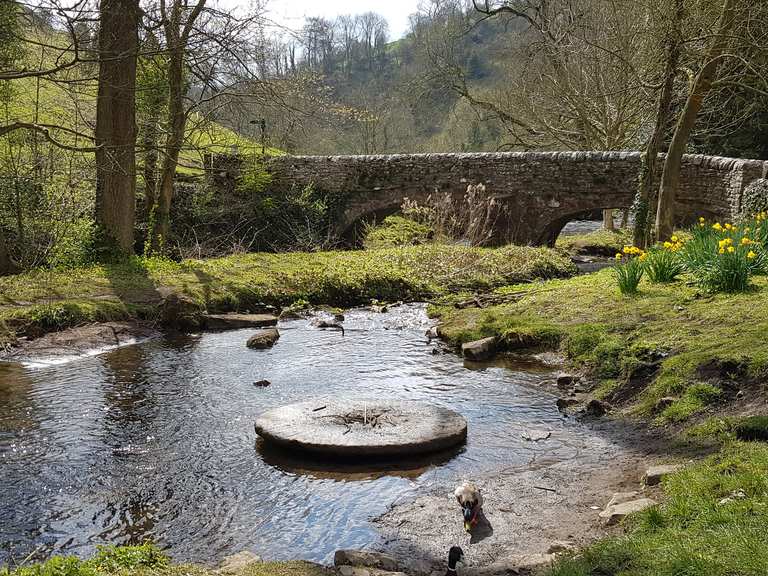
462;337;497;361
255;400;467;457
521;429;551;442
247;328;280;349
334;550;398;572
218;551;261;572
547;541;576;554
605;491;639;507
599;498;657;525
204;313;278;330
643;464;683;486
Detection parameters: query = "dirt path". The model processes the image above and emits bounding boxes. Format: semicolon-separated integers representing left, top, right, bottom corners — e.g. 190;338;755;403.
374;421;681;572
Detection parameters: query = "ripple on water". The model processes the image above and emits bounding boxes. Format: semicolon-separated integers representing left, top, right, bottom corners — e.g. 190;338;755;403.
0;304;609;565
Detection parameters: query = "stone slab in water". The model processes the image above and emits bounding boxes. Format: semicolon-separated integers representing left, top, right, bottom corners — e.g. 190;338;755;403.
254;400;467;457
203;313;278;330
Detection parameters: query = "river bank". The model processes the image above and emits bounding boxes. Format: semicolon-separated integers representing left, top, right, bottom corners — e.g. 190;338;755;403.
3;234;767;576
0;244;575;351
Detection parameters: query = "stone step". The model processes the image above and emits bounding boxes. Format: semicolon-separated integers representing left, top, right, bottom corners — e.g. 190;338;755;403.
203;313;278;331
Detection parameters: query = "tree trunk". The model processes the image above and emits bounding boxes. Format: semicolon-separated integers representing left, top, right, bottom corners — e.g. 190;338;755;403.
632;0;683;248
94;0;140;255
603;209;615;231
151;47;184;253
655;0;737;241
0;227;18;275
149;0;205;254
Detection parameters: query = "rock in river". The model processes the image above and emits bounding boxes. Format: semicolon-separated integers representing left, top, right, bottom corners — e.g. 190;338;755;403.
246;328;280;349
204;313;278;331
462;337;497;361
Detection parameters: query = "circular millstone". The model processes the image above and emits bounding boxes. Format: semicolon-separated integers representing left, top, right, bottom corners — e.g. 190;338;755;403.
254;400;467;457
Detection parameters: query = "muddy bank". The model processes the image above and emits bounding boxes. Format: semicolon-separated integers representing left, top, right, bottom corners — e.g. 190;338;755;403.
0;321;160;366
373;421;684;572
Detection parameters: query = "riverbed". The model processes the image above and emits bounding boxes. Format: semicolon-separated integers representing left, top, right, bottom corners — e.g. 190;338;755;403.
0;305;641;567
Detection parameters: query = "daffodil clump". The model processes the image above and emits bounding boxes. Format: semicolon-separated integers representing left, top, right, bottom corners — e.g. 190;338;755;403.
613;245;646;295
646;234;686;283
679;215;768;293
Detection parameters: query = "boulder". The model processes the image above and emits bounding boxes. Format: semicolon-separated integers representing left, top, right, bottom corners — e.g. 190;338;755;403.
643;464;684;486
246;328;280;349
158;290;204;331
556;373;577;389
583;399;610;417
334;550;398;572
203;313;278;331
217;551;261;572
462;337;497;361
599;497;657;526
556;397;579;412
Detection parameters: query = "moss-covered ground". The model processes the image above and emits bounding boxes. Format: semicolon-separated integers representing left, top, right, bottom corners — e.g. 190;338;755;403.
0;244;575;344
0;543;328;576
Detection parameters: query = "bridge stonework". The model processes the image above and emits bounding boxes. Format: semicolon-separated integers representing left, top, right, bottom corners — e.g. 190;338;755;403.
216;151;768;246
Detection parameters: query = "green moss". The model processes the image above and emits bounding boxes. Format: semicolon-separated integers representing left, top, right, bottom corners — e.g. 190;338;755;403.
555;228;632;256
363;216;434;249
548;441;768;576
0;245;575;342
0;546;327;576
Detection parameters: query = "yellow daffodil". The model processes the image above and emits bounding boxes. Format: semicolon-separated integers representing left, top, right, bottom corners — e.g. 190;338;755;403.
748;251;757;259
725;223;733;230
741;237;752;246
615;253;622;260
713;223;723;231
664;241;673;249
639;253;647;261
671;235;678;242
728;246;735;253
699;216;706;223
719;248;725;254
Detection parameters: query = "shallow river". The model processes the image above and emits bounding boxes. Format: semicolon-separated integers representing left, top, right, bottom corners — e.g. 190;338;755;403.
1;305;608;566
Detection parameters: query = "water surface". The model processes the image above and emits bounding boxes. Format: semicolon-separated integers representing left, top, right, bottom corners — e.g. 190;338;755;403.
0;305;609;565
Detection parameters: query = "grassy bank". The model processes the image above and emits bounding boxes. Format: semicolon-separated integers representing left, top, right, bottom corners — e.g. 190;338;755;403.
0;244;575;344
430;262;768;575
0;543;328;576
434;266;768;424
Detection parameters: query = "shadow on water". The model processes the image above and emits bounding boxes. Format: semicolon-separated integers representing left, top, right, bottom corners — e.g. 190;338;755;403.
256;438;466;481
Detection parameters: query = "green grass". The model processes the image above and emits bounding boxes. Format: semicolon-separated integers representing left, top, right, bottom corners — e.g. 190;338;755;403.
0;244;575;343
362;215;434;249
0;544;328;576
433;267;768;423
555;228;632;256
548;441;768;576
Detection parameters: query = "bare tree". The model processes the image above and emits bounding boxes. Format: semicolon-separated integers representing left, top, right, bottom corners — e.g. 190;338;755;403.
654;0;766;239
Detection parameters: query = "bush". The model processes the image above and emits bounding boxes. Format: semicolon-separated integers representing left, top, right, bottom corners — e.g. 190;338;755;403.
613;246;646;295
363;215;433;249
400;182;506;246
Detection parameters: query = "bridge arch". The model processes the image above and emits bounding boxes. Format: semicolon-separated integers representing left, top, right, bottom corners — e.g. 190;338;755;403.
211;152;768;246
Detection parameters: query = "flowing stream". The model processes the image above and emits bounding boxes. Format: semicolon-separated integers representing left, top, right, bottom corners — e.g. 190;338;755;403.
1;305;615;566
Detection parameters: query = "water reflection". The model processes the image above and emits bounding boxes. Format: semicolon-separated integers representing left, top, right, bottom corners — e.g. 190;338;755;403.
0;305;614;565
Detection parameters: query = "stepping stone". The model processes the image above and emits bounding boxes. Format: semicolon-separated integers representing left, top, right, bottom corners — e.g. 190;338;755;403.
203;313;278;331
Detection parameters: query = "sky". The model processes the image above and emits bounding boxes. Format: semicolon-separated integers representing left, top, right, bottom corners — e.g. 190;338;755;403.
262;0;418;40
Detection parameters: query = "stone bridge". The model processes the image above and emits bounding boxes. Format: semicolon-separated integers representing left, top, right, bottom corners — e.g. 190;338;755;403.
212;151;768;246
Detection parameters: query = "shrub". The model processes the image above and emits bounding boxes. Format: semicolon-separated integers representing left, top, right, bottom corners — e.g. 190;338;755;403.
613;245;646;295
400;182;506;246
645;238;684;283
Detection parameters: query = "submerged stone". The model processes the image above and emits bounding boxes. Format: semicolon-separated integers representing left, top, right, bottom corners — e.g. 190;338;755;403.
247;328;280;349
